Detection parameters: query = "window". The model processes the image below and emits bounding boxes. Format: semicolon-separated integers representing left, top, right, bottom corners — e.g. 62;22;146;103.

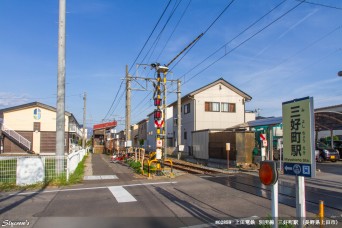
221;103;236;112
184;131;187;140
33;122;40;132
205;102;220;112
184;103;190;114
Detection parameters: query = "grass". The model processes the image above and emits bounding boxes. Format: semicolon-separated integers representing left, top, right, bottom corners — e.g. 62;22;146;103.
126;159;156;175
0;155;88;191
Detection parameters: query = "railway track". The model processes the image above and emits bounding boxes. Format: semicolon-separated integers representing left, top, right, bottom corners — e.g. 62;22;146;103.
202;173;342;219
164;158;226;174
158;157;342;219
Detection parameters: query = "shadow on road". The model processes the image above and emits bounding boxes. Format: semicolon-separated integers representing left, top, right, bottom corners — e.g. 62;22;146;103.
154;186;220;225
0;183;49;215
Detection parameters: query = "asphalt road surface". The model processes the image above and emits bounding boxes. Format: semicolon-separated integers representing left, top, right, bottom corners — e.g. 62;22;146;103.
0;154;341;228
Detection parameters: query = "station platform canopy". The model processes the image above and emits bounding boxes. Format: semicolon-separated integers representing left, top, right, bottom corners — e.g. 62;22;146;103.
315;111;342;131
228;109;342;132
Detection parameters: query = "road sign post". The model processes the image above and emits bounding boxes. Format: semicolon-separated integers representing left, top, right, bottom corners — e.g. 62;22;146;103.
282;97;315;228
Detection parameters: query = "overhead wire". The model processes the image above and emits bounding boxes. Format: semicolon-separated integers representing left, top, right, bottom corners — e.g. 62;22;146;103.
182;0;304;86
131;0;236;121
177;0;288;82
102;0;172;123
297;0;342;10
240;24;342;86
156;0;192;61
169;0;236;72
129;0;172;74
143;0;183;65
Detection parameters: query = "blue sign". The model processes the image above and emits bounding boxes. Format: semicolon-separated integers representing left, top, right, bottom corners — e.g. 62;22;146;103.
283;163;312;177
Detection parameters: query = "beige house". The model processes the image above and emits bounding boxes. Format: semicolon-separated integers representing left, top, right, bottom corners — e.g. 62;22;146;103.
169;78;255;155
0;102;83;154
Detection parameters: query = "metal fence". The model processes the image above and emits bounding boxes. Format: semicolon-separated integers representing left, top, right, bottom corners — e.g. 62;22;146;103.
0;149;87;185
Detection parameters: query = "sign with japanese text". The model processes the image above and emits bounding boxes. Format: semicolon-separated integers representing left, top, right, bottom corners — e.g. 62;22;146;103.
282;97;315;177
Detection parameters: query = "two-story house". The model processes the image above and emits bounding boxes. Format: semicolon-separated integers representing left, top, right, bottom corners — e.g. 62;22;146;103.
169;78;255;155
0;102;83;154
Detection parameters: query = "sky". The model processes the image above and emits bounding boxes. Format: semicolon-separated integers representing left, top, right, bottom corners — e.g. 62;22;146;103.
0;0;341;130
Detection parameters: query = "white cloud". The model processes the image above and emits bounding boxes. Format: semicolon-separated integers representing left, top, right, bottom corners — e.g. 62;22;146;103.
0;92;30;108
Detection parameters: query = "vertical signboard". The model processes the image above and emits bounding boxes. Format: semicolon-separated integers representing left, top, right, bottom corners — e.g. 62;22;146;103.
282;97;315;177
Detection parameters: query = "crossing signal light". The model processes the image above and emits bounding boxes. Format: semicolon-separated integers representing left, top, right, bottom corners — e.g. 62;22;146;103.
154;109;162;120
154;98;162;106
259;161;278;186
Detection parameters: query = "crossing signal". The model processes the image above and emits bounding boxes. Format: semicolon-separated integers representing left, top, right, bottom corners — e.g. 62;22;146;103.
259;161;278;186
154;109;162;120
154;98;162;106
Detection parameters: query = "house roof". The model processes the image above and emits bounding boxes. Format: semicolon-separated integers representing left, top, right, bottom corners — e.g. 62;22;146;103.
0;101;80;126
169;77;252;107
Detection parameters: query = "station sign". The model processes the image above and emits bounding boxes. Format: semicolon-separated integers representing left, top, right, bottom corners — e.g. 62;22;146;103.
283;163;312;177
282;97;315;178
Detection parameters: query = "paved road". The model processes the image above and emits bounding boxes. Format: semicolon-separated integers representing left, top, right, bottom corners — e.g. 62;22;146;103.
0;153;340;228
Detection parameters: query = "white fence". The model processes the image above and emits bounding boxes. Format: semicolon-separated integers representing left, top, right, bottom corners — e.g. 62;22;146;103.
0;149;87;186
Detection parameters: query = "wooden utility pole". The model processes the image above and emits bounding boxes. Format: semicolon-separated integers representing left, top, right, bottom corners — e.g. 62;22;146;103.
125;65;131;143
82;92;87;149
56;0;66;174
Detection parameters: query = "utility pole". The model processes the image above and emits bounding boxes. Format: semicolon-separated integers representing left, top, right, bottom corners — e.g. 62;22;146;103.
82;92;87;149
163;72;167;160
177;80;182;159
125;65;131;144
56;0;66;174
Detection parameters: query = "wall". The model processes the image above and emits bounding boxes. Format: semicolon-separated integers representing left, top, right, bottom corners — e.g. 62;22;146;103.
172;97;195;155
4;107;69;132
192;130;209;159
3;106;70;153
195;83;246;130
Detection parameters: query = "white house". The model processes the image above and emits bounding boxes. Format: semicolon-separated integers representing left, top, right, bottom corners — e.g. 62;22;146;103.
169;78;255;155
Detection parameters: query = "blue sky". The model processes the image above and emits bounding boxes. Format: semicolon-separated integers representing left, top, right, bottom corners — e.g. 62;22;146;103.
1;0;341;130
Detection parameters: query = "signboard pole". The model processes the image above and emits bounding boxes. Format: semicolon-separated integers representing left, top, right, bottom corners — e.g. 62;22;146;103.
296;176;306;228
282;97;315;228
271;181;279;228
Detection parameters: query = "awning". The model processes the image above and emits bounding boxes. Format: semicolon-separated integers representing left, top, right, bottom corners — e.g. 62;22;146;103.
315;111;342;131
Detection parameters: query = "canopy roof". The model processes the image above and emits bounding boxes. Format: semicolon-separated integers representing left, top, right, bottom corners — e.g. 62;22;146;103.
228;110;342;132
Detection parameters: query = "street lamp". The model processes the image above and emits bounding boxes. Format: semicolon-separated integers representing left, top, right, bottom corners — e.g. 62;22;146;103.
338;71;342;77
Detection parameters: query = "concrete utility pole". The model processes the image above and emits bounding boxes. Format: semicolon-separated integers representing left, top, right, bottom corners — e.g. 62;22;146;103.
82;92;87;149
56;0;66;174
125;65;131;143
177;80;182;159
163;72;167;160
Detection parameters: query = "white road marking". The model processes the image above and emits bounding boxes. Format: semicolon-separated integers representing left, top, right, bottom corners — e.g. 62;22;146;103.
84;175;118;180
108;186;136;203
7;181;177;196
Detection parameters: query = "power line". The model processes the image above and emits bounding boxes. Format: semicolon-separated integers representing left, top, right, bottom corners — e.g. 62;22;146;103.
178;0;288;81
143;0;183;65
103;1;173;123
169;0;236;71
156;0;192;61
102;80;124;121
130;0;236;121
128;0;172;74
183;0;304;85
298;0;342;10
